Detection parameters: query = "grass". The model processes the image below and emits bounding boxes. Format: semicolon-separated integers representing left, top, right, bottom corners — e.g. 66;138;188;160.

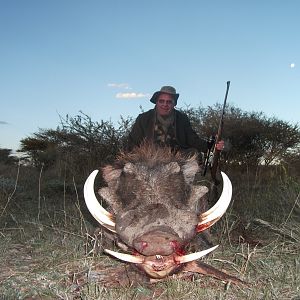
0;162;299;299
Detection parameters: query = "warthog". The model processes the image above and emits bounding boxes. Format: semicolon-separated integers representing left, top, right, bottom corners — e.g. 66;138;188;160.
84;143;244;284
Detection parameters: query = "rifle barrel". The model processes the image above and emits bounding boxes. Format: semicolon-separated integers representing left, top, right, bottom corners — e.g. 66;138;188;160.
210;81;230;184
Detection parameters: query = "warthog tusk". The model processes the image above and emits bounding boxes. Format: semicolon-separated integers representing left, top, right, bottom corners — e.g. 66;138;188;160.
176;245;219;263
84;170;116;232
104;249;144;264
104;245;218;265
197;172;232;232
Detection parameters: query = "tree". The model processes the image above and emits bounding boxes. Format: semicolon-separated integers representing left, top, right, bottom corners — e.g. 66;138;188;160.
18;131;59;168
0;148;18;165
181;104;300;167
259;118;300;165
20;112;133;178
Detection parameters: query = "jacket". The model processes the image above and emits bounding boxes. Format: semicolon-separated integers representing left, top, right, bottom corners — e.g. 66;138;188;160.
127;109;208;153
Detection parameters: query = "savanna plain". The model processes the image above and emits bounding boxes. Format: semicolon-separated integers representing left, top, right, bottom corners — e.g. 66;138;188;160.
0;161;299;300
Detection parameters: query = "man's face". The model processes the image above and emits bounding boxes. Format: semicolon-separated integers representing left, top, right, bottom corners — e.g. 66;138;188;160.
156;93;175;117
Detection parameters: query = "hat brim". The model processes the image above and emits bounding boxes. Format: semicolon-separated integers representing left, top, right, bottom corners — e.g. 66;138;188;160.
150;91;179;105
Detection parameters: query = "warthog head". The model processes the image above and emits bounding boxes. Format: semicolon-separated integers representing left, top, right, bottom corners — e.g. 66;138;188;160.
84;144;232;279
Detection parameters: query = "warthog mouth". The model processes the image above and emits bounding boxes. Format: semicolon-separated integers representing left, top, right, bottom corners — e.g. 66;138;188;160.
104;245;218;279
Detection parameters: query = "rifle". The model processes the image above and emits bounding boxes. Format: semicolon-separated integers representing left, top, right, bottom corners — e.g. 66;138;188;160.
202;81;230;184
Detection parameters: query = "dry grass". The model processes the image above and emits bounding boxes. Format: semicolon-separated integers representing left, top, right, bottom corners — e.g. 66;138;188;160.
0;163;299;299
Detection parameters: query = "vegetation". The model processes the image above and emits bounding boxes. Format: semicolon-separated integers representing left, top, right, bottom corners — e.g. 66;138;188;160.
0;105;299;299
182;103;300;168
0;148;18;165
18;112;132;178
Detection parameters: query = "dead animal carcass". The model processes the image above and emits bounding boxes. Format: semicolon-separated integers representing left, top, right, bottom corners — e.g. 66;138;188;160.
84;144;243;284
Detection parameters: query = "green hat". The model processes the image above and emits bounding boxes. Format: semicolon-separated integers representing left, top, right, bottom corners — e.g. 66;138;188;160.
150;86;179;105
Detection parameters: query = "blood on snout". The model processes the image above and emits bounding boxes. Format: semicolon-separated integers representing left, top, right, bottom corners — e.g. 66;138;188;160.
170;240;186;256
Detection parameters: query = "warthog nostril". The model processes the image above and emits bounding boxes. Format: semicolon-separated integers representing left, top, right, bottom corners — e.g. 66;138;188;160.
170;240;179;249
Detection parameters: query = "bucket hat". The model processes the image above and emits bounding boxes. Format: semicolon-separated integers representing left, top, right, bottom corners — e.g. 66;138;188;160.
150;86;179;105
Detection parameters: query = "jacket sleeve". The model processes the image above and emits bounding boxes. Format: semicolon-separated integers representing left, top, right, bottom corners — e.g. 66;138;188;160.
127;114;145;151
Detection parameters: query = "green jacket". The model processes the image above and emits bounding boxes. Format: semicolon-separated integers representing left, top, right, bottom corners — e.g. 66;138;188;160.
127;109;208;153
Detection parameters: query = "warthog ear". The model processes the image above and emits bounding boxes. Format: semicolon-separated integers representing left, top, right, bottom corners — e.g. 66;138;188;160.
181;158;199;184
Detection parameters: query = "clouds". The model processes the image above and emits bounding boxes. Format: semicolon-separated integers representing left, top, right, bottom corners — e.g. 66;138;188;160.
0;121;9;125
107;83;131;89
116;92;149;99
108;83;150;99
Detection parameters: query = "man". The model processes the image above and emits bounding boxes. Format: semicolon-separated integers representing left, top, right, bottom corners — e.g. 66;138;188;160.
127;85;224;156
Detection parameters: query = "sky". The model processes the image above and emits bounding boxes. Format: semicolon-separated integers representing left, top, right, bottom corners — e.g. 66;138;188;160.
1;0;299;152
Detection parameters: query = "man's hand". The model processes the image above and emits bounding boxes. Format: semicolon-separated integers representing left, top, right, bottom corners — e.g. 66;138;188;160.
215;140;225;151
